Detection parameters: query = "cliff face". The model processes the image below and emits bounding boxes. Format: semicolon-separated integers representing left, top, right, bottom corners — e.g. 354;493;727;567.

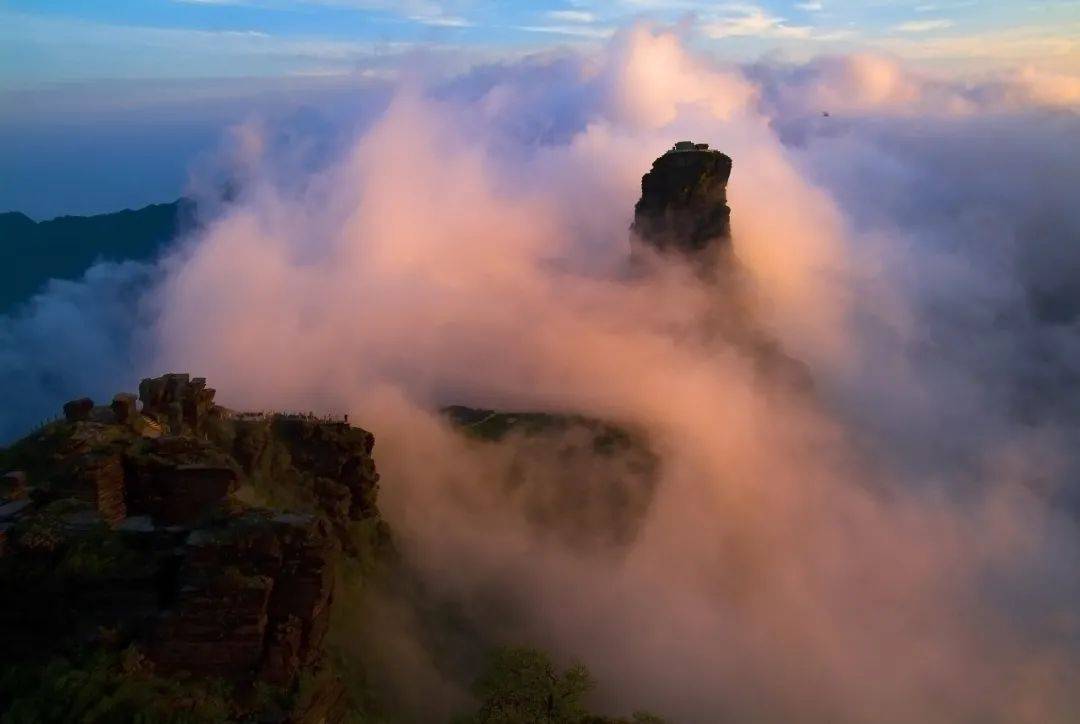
631;142;733;258
0;374;388;723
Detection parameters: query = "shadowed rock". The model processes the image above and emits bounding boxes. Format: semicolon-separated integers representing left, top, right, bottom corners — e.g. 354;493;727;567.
631;141;733;261
63;397;94;422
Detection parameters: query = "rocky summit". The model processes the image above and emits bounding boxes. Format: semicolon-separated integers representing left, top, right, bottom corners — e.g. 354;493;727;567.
0;373;388;723
631;141;733;258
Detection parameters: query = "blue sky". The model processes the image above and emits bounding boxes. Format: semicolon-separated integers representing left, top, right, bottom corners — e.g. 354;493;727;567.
2;0;1078;89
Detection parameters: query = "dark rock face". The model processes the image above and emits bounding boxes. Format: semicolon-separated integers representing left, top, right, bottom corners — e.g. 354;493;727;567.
632;141;733;258
0;374;390;722
111;393;138;426
152;513;337;687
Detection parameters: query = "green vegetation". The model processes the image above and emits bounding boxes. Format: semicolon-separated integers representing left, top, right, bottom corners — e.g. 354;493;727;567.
0;649;233;724
54;522;142;581
457;647;666;724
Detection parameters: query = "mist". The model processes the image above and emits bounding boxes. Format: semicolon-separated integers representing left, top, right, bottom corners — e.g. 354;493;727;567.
4;22;1080;723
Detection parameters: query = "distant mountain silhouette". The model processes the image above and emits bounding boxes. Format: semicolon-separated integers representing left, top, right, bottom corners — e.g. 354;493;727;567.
0;198;196;313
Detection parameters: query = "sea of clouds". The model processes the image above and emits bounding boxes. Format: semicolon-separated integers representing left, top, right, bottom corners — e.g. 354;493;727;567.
3;22;1080;722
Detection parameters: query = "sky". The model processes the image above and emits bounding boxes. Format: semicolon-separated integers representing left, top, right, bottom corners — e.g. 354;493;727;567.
0;0;1078;217
3;0;1079;87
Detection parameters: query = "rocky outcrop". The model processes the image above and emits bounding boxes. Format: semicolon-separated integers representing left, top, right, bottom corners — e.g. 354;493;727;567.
0;374;390;722
631;141;733;259
139;373;219;436
124;436;240;525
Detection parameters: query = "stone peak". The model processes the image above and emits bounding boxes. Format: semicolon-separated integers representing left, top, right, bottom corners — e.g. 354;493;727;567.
631;141;733;258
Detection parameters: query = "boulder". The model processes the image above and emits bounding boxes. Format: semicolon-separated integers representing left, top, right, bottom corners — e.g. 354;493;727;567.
63;397;94;422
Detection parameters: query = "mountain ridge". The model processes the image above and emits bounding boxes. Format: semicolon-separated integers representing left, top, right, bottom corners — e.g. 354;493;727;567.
0;198;195;313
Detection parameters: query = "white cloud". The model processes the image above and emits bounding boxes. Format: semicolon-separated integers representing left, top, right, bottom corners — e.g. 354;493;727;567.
409;14;472;27
546;10;597;23
795;1;823;10
893;19;954;33
517;24;614;39
879;23;1080;72
702;6;811;39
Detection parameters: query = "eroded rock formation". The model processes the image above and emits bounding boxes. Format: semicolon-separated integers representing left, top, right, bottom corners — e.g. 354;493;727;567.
632;141;733;260
0;374;389;722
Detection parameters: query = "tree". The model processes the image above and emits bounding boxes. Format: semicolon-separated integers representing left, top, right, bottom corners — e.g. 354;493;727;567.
459;646;666;724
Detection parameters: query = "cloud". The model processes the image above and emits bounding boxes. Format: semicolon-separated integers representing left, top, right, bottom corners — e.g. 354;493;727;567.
893;18;955;33
749;53;947;116
409;14;472;27
991;67;1080;107
5;19;1080;723
879;24;1080;72
747;51;1080;119
702;5;812;39
597;25;759;127
516;24;614;39
546;10;598;23
0;261;160;442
